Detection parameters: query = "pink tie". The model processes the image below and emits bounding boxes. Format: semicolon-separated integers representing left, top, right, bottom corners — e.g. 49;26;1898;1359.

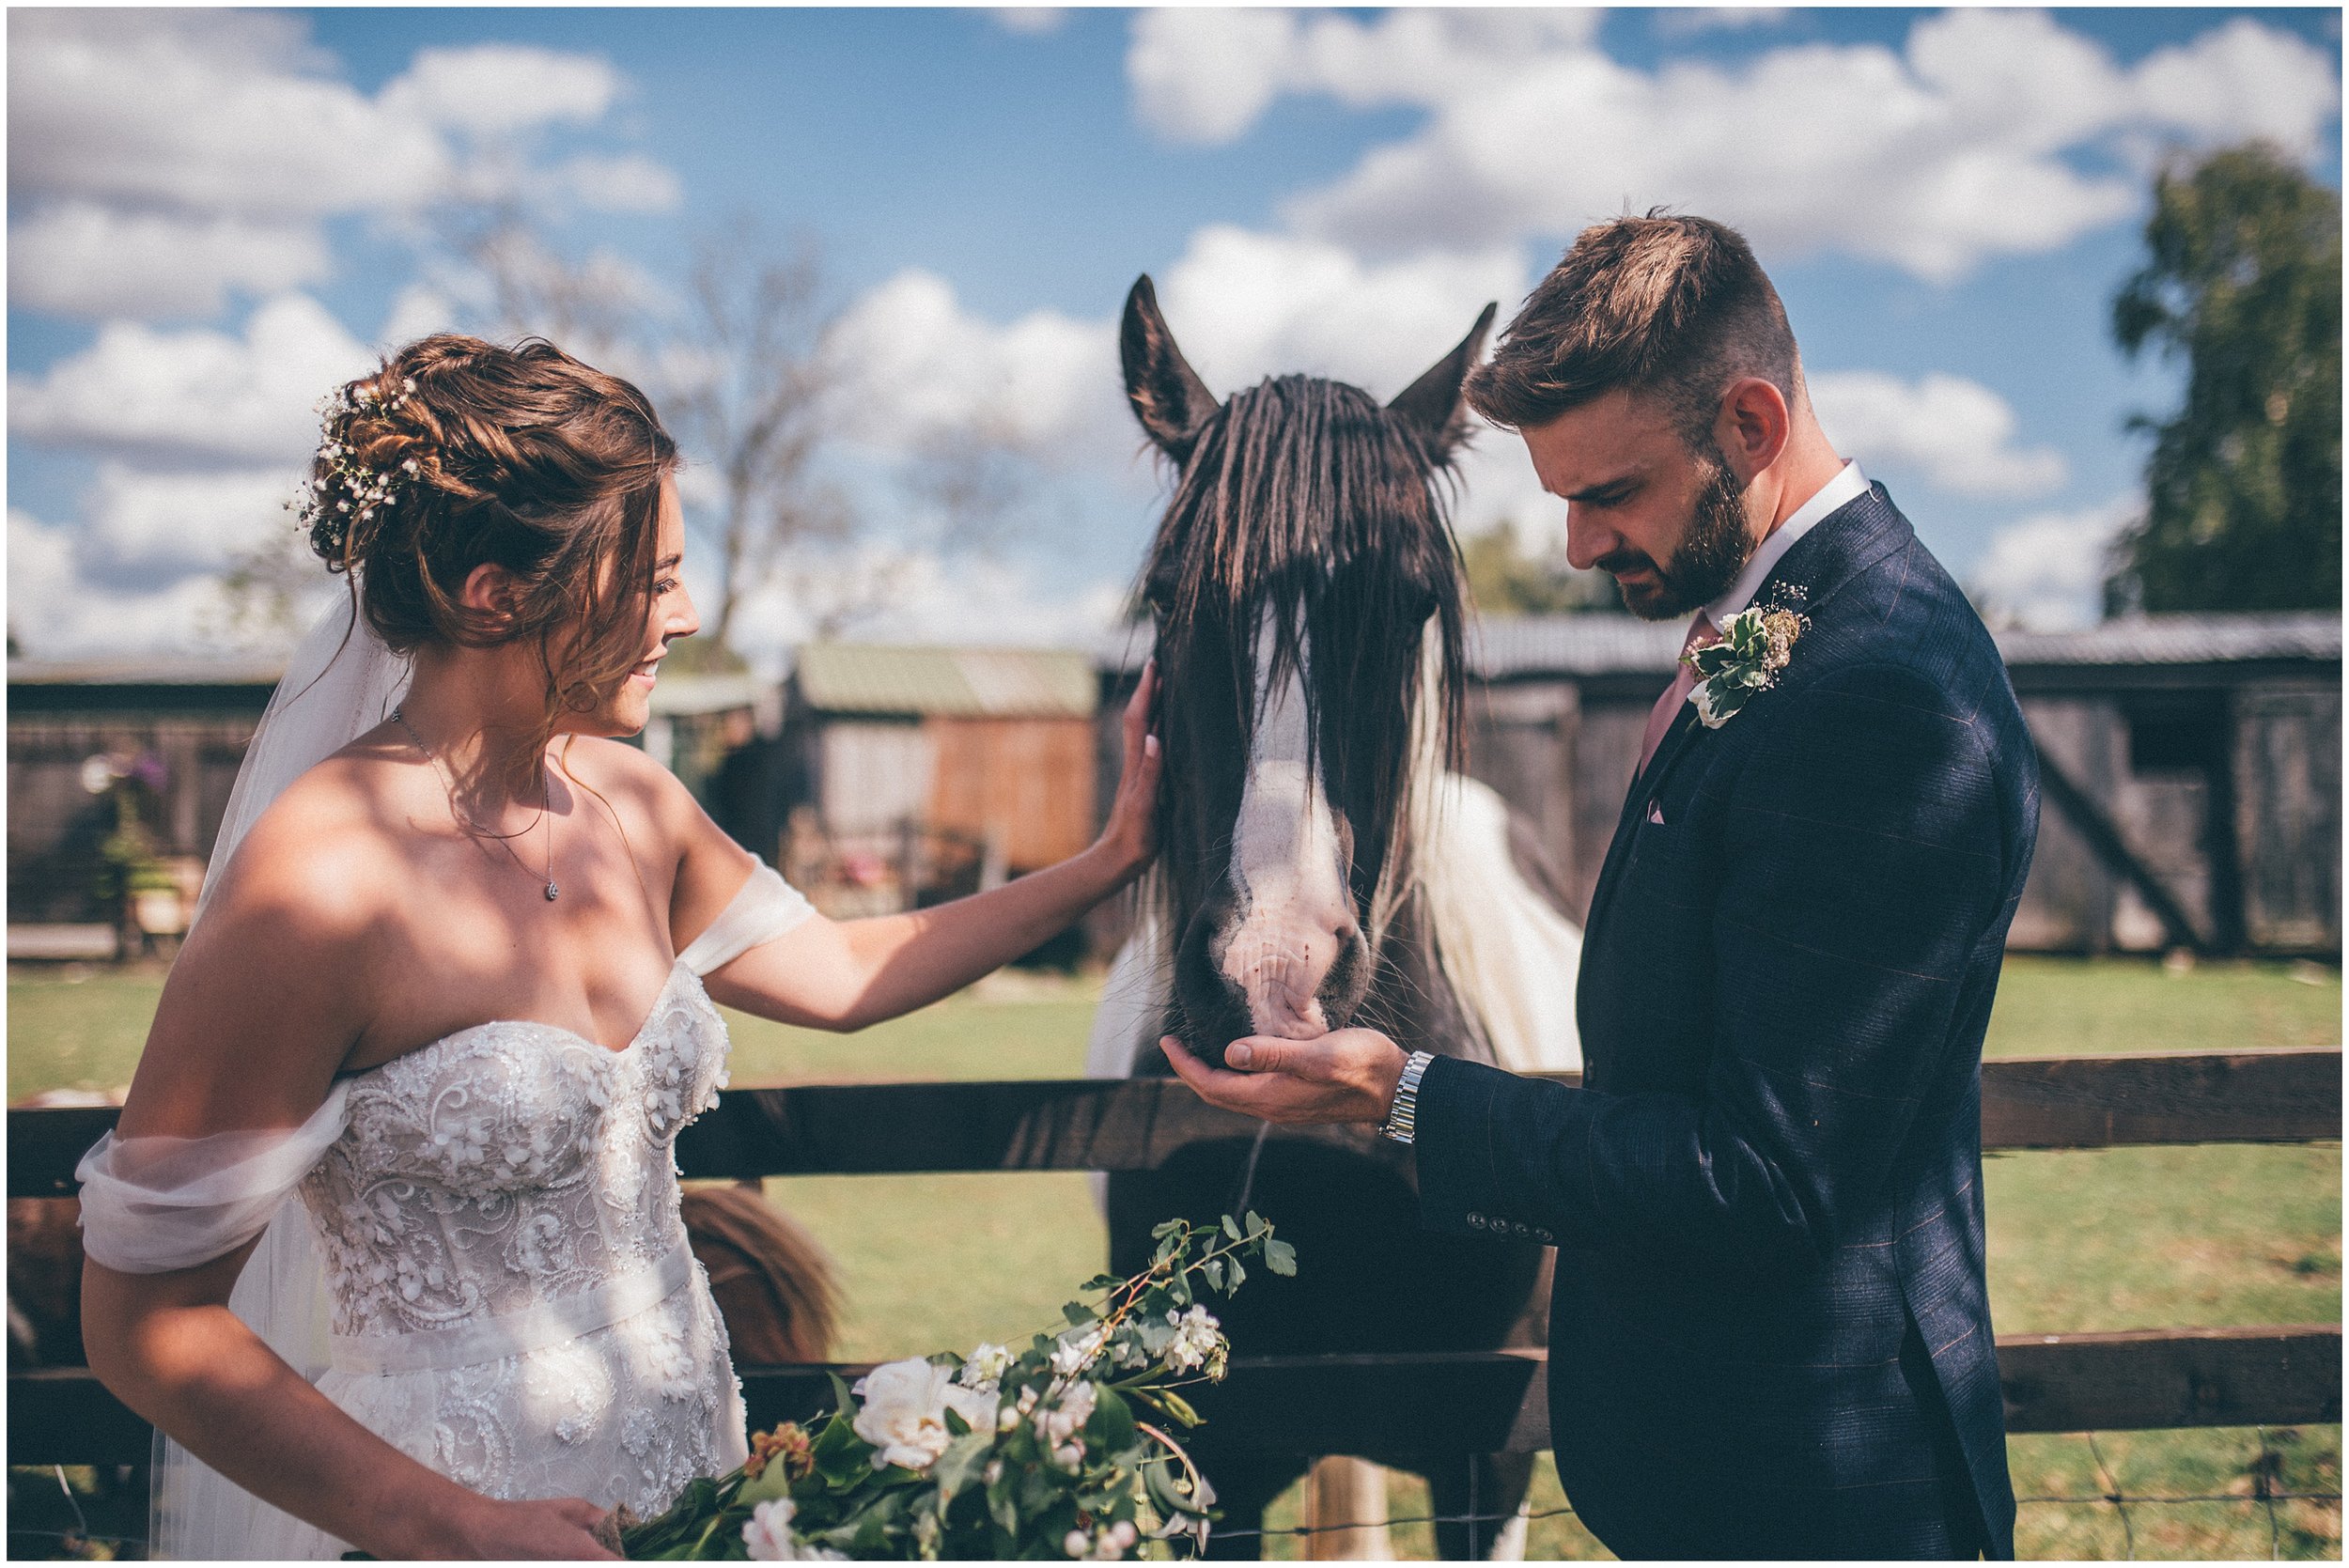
1637;612;1719;779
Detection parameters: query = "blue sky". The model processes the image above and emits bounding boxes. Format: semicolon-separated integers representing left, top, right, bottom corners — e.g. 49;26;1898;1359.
8;7;2341;663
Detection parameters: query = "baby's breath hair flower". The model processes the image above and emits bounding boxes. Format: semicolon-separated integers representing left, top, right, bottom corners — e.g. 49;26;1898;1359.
295;374;426;562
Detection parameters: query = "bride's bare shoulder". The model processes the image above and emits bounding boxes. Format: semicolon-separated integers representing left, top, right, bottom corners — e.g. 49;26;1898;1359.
198;738;421;937
554;733;700;838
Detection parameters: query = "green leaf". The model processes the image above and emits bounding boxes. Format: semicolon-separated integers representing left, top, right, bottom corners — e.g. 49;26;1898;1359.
1156;1387;1202;1428
1221;1214;1244;1242
1223;1257;1245;1293
811;1412;876;1489
1062;1300;1098;1327
1244;1209;1268;1238
930;1430;995;1507
1087;1383;1138;1455
1201;1257;1224;1292
826;1369;857;1419
1264;1237;1298;1277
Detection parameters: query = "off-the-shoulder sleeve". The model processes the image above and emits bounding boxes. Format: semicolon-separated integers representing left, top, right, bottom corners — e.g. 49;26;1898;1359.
677;856;815;978
76;1083;351;1275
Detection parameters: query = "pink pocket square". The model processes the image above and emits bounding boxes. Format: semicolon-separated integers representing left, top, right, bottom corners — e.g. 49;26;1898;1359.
1646;800;1666;825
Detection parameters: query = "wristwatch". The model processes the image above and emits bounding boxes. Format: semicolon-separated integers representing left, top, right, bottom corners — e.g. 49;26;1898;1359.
1380;1050;1437;1144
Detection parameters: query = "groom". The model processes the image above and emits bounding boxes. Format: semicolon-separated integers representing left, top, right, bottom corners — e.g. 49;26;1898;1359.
1164;214;2037;1560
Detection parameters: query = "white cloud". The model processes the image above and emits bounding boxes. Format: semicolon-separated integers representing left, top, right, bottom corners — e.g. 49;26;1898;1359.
1156;225;1526;397
8;506;257;658
1128;8;2340;280
1128;9;1304;147
7;9;448;219
1657;8;1792;38
553;152;684;213
378;44;621;137
1808;370;2067;499
7;10;677;319
827;270;1127;461
720;546;1128;673
8;202;334;319
991;8;1069;38
9;294;375;466
375;284;462;350
1970;493;2138;630
74;464;305;585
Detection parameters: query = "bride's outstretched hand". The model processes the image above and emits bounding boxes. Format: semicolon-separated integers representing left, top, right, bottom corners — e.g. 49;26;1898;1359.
1092;659;1163;884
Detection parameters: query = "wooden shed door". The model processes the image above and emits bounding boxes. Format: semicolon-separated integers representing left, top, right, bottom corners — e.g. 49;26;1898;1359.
926;718;1097;873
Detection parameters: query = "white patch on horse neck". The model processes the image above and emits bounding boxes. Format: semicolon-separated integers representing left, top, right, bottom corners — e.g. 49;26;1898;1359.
1221;612;1355;1038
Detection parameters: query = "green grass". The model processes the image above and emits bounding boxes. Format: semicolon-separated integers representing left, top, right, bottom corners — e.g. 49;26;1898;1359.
9;955;2341;1559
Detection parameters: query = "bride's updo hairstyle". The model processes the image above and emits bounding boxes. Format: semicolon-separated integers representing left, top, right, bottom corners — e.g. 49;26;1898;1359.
303;334;677;767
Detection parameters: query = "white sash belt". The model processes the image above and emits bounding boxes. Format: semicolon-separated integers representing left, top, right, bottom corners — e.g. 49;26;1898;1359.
330;1242;695;1375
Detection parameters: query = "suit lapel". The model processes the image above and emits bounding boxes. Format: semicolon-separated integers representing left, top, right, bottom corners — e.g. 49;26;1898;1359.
1580;487;1910;948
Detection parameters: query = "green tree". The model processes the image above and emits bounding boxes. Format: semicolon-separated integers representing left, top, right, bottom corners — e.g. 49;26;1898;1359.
2106;143;2341;614
1461;520;1624;614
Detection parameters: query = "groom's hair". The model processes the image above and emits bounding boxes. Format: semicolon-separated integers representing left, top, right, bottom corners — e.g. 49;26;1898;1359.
1465;212;1801;446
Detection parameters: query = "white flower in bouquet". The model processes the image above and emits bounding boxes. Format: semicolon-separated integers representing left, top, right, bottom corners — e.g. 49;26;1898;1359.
1049;1323;1107;1379
1033;1377;1097;1448
1163;1305;1228;1377
958;1342;1012;1392
741;1497;843;1561
850;1358;998;1471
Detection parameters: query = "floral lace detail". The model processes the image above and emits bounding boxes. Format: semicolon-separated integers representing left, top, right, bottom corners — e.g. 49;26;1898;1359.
299;961;748;1517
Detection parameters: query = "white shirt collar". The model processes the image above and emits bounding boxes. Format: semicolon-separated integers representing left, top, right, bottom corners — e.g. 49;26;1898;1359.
1704;459;1868;626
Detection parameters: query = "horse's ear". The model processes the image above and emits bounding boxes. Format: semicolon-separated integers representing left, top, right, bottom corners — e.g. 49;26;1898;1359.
1122;275;1219;465
1388;302;1499;458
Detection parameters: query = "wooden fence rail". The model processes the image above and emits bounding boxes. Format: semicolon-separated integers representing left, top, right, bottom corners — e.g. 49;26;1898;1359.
10;1329;2342;1468
9;1048;2341;1473
9;1049;2339;1198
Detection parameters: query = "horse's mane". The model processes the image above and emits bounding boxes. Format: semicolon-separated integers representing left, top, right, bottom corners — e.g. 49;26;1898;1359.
1142;373;1470;933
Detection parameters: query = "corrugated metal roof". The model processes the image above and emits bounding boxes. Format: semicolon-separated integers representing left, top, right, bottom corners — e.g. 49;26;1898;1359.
794;644;1096;718
1991;613;2340;668
647;673;770;718
8;656;287;686
1100;612;2341;679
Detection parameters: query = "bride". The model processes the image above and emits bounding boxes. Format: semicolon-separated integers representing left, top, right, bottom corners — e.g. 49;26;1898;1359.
75;334;1162;1560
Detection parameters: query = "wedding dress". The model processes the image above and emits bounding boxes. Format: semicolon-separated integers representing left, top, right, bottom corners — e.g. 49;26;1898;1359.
74;593;814;1559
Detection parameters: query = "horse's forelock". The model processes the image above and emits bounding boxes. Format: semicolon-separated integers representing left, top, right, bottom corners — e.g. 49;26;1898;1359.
1143;373;1470;931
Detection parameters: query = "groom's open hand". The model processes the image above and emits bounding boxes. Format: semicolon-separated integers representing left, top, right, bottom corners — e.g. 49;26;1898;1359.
1160;1030;1409;1126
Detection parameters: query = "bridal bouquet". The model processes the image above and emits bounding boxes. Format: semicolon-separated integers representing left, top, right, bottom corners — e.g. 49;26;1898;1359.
620;1214;1295;1560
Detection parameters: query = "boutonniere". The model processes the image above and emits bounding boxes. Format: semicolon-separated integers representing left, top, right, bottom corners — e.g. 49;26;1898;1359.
1685;599;1808;729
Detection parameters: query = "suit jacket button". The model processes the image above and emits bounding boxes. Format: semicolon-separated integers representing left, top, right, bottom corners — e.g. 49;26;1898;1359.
1534;1229;1554;1244
1466;1212;1486;1229
1512;1222;1530;1237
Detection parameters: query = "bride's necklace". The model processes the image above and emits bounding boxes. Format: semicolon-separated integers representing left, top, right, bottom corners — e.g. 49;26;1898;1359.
392;706;560;902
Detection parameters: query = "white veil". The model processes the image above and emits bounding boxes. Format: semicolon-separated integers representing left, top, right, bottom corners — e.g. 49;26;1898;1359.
104;589;411;1559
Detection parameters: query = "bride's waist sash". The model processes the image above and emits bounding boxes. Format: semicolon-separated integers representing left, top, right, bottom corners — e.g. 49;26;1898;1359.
329;1241;695;1375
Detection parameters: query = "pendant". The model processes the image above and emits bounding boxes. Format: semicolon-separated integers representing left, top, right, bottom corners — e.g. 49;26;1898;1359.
545;881;560;902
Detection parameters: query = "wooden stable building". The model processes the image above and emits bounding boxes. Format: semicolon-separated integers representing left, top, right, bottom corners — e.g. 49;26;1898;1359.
1097;612;2341;960
777;644;1098;918
6;657;769;953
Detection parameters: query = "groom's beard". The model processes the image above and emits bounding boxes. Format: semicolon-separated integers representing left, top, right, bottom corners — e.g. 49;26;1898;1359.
1601;447;1755;621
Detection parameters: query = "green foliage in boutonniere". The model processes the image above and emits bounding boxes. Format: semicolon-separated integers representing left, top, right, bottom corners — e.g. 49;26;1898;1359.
1685;601;1809;729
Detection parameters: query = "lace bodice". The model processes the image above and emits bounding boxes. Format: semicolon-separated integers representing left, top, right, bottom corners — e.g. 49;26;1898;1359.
80;859;814;1557
302;959;726;1344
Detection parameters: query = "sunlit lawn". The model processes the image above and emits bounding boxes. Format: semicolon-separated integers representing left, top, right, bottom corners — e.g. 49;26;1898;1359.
9;955;2340;1558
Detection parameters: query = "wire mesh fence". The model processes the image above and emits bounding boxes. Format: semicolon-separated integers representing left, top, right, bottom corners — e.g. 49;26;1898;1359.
18;1428;2340;1562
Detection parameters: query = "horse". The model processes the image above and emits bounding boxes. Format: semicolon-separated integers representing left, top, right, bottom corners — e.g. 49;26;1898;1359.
1085;276;1586;1560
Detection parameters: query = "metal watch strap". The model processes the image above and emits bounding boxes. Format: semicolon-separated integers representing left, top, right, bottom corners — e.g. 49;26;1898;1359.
1381;1050;1437;1144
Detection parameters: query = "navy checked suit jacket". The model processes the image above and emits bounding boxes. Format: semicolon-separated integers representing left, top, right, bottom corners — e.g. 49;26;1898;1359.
1415;486;2038;1559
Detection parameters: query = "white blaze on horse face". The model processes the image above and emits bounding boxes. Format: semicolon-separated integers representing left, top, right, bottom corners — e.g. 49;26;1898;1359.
1221;616;1358;1039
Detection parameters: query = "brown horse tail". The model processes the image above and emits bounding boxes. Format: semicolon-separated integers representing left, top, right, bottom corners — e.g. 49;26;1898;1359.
681;1182;841;1365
